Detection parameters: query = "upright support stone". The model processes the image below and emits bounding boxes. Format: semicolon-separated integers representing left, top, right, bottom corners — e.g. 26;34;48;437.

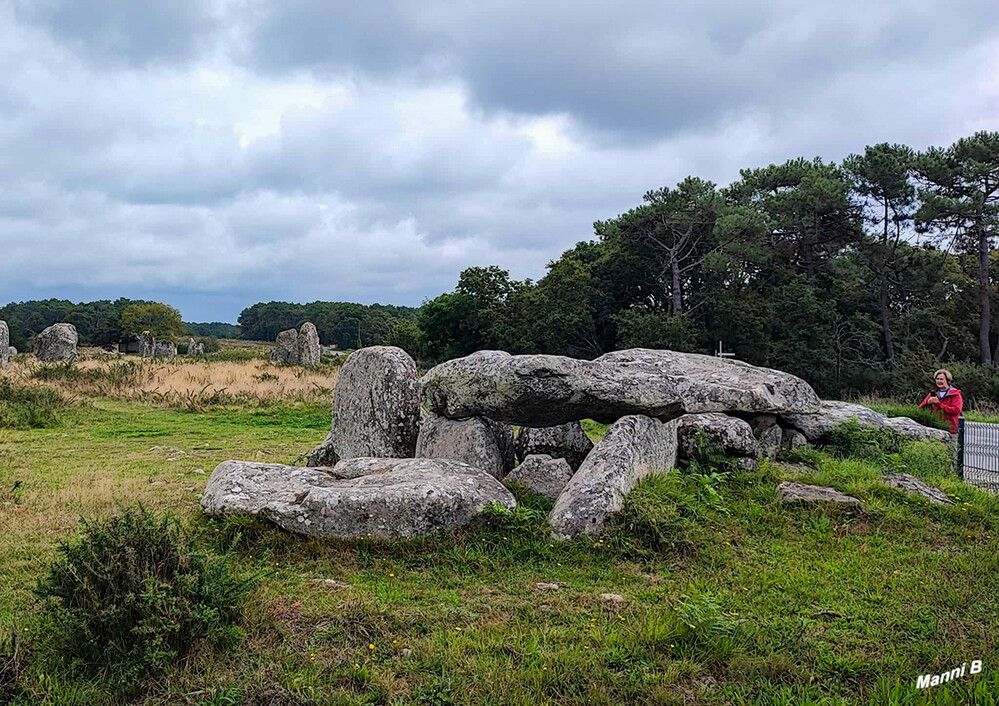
514;422;594;471
549;415;678;539
298;322;321;368
416;413;515;479
306;346;421;466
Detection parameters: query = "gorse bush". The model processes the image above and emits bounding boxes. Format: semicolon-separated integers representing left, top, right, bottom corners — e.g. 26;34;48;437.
35;505;256;678
0;378;69;429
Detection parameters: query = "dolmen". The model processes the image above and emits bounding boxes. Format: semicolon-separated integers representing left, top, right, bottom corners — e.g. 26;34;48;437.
203;347;950;541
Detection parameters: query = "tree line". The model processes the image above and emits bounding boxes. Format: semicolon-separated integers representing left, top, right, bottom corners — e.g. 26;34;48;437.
236;301;419;350
414;132;999;401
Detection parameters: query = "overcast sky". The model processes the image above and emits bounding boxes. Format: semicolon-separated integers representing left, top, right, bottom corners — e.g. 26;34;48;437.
2;1;997;322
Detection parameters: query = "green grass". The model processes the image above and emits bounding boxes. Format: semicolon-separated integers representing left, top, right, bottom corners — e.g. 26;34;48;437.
1;399;997;704
0;379;73;430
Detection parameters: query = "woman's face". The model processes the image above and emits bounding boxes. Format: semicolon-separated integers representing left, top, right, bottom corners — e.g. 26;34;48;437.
935;373;949;390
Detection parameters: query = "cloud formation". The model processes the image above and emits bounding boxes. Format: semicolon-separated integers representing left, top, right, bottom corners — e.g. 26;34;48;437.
2;0;997;321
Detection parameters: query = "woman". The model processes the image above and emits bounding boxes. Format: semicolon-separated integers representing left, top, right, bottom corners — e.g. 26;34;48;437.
918;368;964;433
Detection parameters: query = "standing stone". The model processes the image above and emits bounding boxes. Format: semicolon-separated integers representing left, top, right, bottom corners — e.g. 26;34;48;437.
298;322;321;368
306;346;421;466
550;415;678;539
421;348;820;427
505;455;574;501
139;331;156;358
184;337;197;355
270;329;299;364
514;422;594;471
153;340;177;359
416;413;516;479
35;323;78;362
0;321;8;368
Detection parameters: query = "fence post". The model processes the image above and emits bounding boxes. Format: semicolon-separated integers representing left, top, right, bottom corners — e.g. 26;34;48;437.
956;416;965;481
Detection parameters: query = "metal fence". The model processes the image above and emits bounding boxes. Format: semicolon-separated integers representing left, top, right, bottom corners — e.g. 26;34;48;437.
958;417;999;492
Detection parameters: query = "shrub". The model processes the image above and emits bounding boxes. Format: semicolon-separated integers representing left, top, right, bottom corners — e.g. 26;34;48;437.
0;378;69;429
35;505;256;678
821;419;907;460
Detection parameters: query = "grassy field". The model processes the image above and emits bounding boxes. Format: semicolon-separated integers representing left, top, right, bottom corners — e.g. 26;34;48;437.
2;357;998;704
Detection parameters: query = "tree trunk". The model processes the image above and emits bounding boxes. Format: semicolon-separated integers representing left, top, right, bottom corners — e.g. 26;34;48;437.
979;228;993;365
880;202;894;362
670;257;683;314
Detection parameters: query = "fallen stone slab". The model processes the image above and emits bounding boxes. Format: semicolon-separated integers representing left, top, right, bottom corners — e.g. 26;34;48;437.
883;417;951;443
882;473;953;505
35;323;78;362
515;421;594;471
504;454;574;501
307;346;421;467
550;415;678;539
777;481;861;507
676;413;761;461
782;401;887;441
416;413;515;479
421;348;819;427
202;457;516;539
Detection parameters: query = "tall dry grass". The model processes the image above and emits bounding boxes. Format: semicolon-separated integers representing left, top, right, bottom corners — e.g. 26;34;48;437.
1;354;338;411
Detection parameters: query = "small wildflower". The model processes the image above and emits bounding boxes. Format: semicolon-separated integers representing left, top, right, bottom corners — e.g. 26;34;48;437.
688;624;696;630
369;643;375;650
354;663;360;669
455;627;462;631
389;573;395;577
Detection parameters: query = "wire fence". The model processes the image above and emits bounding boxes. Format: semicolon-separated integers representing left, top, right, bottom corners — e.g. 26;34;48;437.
958;418;999;492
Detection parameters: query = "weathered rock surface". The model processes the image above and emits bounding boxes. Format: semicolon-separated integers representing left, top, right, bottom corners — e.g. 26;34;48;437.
514;422;594;471
154;340;177;359
421;348;820;427
882;473;953;505
185;337;204;356
782;401;887;441
757;423;783;459
271;329;299;363
0;321;8;367
307;346;421;467
883;417;951;443
201;457;516;539
777;482;861;507
783;401;949;444
35;323;78;362
550;415;678;539
139;330;155;358
676;413;761;460
782;427;809;451
298;322;321;368
505;454;574;500
306;430;338;467
7;346;15;357
416;413;515;479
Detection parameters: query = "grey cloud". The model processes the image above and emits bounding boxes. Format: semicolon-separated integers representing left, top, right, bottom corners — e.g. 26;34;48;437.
14;0;220;67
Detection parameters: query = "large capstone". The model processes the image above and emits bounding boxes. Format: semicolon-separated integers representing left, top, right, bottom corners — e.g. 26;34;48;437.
549;415;678;539
306;346;421;466
298;322;321;368
0;321;8;367
515;422;594;471
271;328;299;363
139;330;155;358
676;413;761;461
201;457;516;539
154;340;177;359
35;323;78;362
505;454;574;501
421;349;820;427
416;413;515;479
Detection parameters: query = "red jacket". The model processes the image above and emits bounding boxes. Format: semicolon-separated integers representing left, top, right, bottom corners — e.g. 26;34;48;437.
919;387;963;433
